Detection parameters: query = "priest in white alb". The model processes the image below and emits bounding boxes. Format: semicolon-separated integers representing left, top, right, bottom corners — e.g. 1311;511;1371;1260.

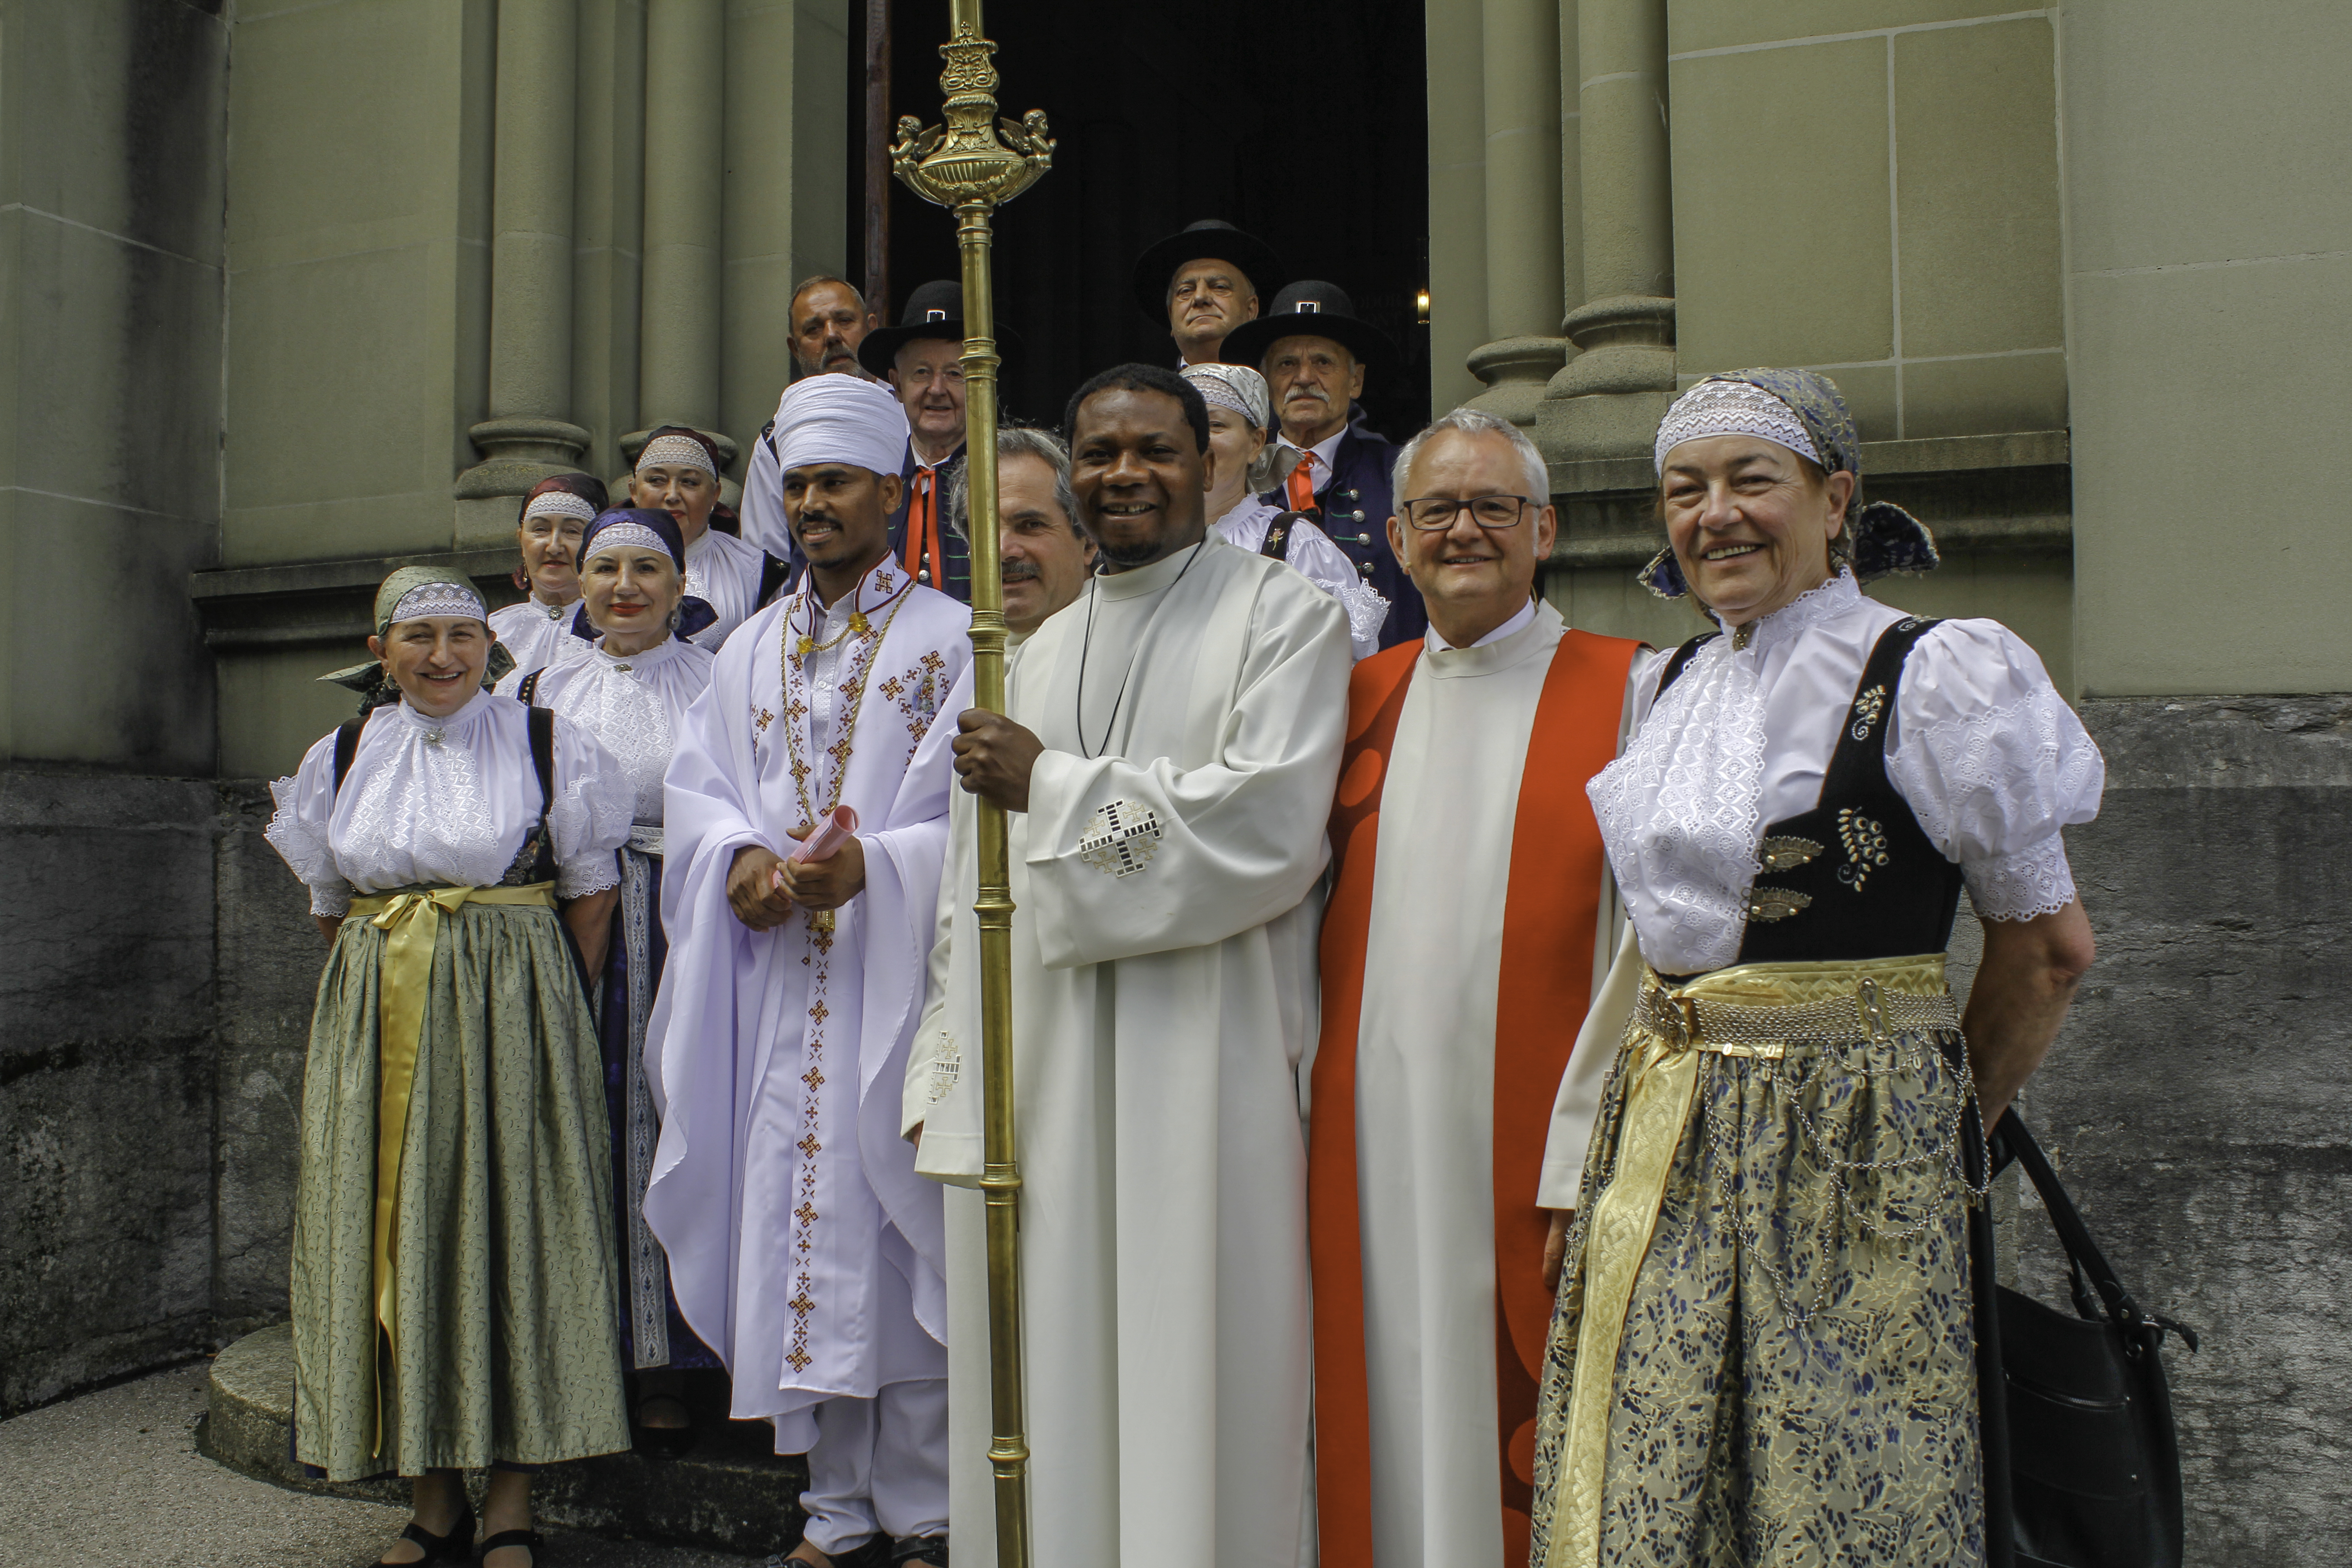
1304;408;1644;1567
902;364;1352;1568
643;375;969;1568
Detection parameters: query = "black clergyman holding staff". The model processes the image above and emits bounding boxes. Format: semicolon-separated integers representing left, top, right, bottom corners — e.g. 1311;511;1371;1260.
906;365;1351;1565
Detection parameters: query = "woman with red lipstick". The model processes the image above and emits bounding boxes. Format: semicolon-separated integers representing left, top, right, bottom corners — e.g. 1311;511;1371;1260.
503;508;723;1456
489;472;608;677
630;425;771;648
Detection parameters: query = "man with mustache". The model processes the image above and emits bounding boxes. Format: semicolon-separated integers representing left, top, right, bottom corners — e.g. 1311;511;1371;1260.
941;425;1097;640
904;365;1352;1568
1304;407;1643;1566
742;277;882;566
1130;218;1281;367
1223;280;1427;647
647;372;970;1568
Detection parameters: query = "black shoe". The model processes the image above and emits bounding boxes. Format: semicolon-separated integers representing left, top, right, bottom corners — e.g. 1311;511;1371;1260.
890;1536;948;1567
374;1505;475;1565
632;1395;698;1460
480;1527;545;1566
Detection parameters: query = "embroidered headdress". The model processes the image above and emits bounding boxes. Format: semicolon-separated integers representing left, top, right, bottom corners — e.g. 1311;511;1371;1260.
569;508;719;642
1182;362;1272;432
1642;368;1940;598
771;372;912;477
518;471;607;526
635;426;722;478
319;566;506;710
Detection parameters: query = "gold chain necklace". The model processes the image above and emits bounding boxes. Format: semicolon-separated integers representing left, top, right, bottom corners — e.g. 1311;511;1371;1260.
780;573;911;838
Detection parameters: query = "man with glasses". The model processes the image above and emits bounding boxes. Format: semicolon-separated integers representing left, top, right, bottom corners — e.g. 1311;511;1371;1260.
1302;407;1648;1566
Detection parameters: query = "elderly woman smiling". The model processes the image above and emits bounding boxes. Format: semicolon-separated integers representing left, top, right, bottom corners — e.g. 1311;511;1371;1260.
265;568;636;1568
1528;370;2103;1568
489;472;608;676
502;509;723;1452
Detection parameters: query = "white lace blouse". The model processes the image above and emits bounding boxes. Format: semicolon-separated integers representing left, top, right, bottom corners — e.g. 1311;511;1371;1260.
1589;571;2104;976
496;634;714;830
684;526;769;650
1214;496;1390;661
265;689;634;916
487;595;590;678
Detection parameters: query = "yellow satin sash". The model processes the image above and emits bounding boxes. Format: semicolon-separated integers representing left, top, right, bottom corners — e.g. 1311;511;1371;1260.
1545;954;1954;1568
344;883;558;1399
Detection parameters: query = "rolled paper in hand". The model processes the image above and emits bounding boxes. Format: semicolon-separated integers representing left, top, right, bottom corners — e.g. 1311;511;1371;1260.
771;805;860;889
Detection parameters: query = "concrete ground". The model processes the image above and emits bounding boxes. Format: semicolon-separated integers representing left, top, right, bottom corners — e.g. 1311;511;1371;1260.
0;1362;768;1568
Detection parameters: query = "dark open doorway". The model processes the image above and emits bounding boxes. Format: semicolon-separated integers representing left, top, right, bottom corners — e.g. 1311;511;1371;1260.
857;0;1432;443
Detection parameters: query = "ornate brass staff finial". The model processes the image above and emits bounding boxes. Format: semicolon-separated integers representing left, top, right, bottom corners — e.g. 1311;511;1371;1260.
891;8;1051;1568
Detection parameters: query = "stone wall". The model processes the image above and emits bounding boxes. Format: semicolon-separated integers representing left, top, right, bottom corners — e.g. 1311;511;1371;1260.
2019;696;2352;1567
0;773;317;1412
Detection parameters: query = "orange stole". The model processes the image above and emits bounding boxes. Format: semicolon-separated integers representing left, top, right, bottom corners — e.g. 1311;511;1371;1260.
1307;626;1639;1563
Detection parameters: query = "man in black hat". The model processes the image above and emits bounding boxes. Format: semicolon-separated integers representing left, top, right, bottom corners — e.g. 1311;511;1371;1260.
1131;219;1282;368
1221;281;1426;647
857;280;979;604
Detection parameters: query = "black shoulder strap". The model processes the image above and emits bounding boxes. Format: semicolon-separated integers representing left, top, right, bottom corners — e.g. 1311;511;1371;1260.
1259;511;1304;562
528;704;556;809
759;551;795;607
1654;633;1719;699
331;717;367;794
516;668;544;708
1818;616;1942;796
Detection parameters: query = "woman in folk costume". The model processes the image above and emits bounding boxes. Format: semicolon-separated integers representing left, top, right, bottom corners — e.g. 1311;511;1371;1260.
644;373;970;1566
488;472;608;676
631;424;776;648
499;508;725;1455
265;567;636;1568
1527;370;2103;1568
1182;359;1390;660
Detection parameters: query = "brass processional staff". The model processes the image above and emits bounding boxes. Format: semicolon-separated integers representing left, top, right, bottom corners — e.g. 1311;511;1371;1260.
890;9;1053;1568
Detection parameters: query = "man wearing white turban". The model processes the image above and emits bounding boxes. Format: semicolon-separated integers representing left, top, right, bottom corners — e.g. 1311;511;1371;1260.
644;372;970;1567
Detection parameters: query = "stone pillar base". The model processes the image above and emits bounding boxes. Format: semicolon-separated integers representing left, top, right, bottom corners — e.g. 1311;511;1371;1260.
454;416;593;499
1464;335;1571;427
1539;294;1676;464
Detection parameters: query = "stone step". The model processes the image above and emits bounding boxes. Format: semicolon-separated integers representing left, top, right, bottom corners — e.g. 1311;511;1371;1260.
199;1324;810;1557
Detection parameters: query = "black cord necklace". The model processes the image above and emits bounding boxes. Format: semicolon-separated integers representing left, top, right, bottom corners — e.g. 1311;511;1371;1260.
1075;540;1205;760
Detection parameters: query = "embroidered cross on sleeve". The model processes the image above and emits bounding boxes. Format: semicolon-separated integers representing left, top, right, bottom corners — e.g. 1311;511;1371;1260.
1078;799;1165;878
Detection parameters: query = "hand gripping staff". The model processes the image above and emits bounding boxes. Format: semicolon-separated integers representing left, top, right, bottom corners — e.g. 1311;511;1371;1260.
890;11;1054;1568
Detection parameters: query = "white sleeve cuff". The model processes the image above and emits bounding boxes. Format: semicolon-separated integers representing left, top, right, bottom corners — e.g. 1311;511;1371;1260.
1963;833;2078;922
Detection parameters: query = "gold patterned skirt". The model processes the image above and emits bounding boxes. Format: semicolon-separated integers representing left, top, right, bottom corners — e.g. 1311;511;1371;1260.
1529;956;1987;1568
289;893;631;1480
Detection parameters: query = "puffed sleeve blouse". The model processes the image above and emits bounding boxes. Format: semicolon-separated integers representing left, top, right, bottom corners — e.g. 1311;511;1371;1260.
1589;570;2104;976
264;688;634;916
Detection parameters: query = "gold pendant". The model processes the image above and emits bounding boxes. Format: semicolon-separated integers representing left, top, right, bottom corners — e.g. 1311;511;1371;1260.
797;636;816;657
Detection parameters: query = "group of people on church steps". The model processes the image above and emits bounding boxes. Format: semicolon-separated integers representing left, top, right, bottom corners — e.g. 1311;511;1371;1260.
262;213;2104;1568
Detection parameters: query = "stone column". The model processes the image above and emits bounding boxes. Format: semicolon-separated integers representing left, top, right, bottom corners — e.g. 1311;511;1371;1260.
1465;0;1569;426
634;0;726;451
456;0;591;503
1424;0;1490;416
1539;0;1675;460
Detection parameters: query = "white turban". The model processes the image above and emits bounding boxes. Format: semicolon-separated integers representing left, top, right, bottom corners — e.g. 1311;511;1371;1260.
772;373;912;478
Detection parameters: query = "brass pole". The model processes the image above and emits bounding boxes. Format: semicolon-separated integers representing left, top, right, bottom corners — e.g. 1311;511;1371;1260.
890;12;1052;1568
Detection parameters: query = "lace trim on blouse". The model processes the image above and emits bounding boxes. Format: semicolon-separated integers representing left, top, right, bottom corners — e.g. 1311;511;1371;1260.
547;771;630;897
1963;836;2078;922
265;773;351;916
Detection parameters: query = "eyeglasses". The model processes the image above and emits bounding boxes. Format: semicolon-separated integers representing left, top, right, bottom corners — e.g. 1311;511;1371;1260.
1400;494;1536;530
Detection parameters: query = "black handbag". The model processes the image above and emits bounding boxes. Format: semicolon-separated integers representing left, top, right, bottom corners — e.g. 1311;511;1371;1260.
1989;1114;2198;1568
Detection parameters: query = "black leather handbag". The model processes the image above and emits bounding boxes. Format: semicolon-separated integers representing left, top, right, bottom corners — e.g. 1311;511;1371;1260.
1990;1115;2198;1568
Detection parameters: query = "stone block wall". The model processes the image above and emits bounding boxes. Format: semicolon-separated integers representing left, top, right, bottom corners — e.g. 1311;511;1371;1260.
2019;696;2352;1567
0;773;318;1412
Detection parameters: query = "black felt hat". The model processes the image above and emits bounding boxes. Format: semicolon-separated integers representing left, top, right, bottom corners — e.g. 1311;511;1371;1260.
1130;220;1284;322
1217;280;1399;376
857;279;1023;376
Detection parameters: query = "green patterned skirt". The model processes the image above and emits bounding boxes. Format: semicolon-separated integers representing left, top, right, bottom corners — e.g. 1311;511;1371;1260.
1529;956;1987;1568
289;897;630;1480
